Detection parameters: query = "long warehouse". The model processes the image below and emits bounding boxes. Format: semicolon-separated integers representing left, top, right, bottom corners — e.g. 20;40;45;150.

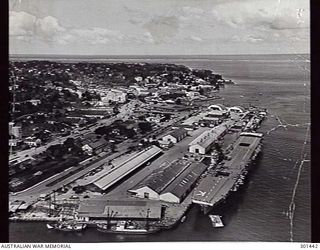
129;159;207;203
93;145;162;191
77;199;162;221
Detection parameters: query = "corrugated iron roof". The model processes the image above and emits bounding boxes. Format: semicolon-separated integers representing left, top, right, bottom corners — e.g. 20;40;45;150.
94;145;162;190
78;199;161;219
160;162;207;199
129;159;190;194
164;128;187;140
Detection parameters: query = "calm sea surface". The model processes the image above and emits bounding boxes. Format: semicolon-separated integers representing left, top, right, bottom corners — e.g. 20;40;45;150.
9;54;311;242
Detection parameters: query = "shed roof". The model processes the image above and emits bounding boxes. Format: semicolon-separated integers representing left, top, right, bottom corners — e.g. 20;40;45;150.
88;139;108;149
94;145;162;190
129;159;190;194
160;162;207;199
78;199;161;219
164;128;187;140
189;124;227;148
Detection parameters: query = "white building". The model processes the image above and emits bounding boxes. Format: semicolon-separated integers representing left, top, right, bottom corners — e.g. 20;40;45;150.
186;91;200;99
24;137;41;147
162;128;188;144
208;104;228;114
101;89;127;104
228;106;244;113
189;124;228;154
11;126;22;139
134;76;143;82
129;86;149;96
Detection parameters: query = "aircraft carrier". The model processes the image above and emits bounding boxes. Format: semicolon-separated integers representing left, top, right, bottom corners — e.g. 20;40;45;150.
192;131;263;214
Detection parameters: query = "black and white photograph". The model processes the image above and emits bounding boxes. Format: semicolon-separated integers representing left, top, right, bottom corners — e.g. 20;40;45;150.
7;0;311;244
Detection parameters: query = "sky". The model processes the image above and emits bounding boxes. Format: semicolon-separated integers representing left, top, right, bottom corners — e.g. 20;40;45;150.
9;0;310;55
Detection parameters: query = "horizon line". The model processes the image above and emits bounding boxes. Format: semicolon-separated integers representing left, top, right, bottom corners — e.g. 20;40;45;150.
9;52;310;58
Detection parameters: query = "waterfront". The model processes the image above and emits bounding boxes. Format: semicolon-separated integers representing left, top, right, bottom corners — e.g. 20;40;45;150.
9;54;310;242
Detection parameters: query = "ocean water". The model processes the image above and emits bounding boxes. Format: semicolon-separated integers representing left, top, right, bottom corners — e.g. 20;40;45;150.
9;54;311;242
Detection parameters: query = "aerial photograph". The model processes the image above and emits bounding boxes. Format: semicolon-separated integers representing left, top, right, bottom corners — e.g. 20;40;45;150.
8;0;310;243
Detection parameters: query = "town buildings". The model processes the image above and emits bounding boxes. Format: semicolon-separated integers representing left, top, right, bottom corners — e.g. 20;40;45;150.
101;89;127;104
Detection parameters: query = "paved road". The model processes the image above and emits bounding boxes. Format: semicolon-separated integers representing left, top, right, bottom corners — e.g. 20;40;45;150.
9;101;139;163
107;126;209;197
9;103;189;205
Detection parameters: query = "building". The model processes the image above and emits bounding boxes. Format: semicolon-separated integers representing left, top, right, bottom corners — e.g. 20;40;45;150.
93;145;162;191
159;162;207;203
24;137;41;147
82;139;108;155
158;139;173;149
28;99;41;106
162;128;188;144
208;104;229;115
101;89;127;104
9;139;21;147
9;122;14;135
12;126;22;139
129;86;149;96
228;106;244;113
9;123;22;139
128;159;205;203
77;199;162;221
186;91;200;99
189;124;228;154
128;160;190;200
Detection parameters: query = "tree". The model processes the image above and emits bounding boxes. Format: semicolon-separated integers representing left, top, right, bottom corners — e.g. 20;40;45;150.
175;97;182;105
110;143;116;152
63;138;75;149
138;122;152;134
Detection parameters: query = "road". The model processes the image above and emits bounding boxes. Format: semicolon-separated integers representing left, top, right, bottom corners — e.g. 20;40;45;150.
9;101;141;163
9;141;134;204
9;102;190;205
106;126;209;197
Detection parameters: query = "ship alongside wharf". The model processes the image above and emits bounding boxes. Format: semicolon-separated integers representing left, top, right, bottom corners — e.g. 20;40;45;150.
9;102;267;234
192;126;265;214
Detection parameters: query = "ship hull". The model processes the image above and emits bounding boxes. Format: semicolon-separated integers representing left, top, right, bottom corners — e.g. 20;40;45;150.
97;227;160;235
198;148;262;214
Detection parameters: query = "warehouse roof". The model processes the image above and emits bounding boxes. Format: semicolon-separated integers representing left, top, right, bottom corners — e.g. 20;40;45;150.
129;159;191;194
164;128;187;140
87;139;108;150
160;162;207;199
78;199;161;219
93;145;162;190
189;124;227;148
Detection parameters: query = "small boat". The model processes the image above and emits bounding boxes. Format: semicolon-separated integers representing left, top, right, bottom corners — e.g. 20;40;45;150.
47;222;87;232
209;215;224;228
46;223;55;229
181;216;186;223
57;223;87;232
97;221;159;235
224;80;235;85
